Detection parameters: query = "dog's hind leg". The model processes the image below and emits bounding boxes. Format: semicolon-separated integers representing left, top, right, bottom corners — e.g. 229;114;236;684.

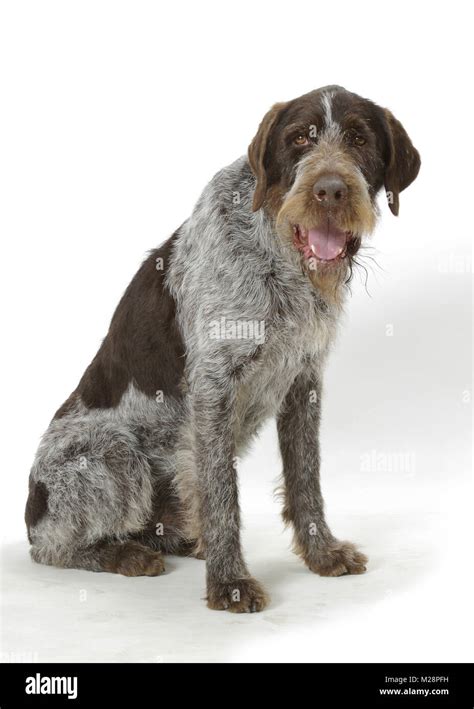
31;538;165;576
26;396;167;575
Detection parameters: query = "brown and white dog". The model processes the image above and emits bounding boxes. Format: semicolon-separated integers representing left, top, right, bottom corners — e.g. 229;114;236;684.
26;86;420;612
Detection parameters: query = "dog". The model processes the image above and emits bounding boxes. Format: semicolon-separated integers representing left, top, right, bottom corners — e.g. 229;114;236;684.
25;85;420;612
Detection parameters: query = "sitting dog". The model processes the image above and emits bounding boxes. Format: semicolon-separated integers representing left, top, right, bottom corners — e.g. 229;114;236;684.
25;85;420;612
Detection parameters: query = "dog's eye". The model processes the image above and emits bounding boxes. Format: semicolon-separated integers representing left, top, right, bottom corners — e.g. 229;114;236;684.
354;135;366;146
293;134;309;146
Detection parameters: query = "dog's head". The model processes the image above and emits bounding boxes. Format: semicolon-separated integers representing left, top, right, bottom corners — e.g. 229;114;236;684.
248;86;420;288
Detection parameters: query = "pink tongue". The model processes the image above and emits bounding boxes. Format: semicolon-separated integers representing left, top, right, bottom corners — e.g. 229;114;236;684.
307;225;347;261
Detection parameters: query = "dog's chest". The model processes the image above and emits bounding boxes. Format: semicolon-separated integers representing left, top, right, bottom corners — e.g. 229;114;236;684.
235;280;337;436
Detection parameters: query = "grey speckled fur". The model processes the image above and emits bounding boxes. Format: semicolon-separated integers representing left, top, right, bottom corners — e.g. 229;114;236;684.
27;82;421;610
29;157;339;567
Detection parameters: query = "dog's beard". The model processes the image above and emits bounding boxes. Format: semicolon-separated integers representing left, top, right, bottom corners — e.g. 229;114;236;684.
275;156;378;295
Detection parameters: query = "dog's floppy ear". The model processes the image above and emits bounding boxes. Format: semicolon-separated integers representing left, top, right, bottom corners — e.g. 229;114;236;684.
383;108;421;216
248;102;288;212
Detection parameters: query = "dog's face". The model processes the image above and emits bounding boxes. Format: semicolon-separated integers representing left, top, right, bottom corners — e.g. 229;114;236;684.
248;86;420;288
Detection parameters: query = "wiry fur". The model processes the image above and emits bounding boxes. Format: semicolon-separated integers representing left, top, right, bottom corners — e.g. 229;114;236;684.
28;386;189;568
26;86;420;611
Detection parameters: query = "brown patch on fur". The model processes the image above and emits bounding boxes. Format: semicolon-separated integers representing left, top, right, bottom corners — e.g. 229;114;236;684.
264;183;286;219
276;145;377;240
248;102;289;211
306;265;346;306
275;142;377;295
384;108;421;216
302;540;368;577
207;577;269;613
25;481;49;542
100;541;166;576
54;231;185;412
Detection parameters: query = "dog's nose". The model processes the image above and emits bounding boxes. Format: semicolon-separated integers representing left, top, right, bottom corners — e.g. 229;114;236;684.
313;174;348;205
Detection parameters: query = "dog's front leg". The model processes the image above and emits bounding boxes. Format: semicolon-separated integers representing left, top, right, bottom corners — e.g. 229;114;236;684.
192;379;269;612
277;367;367;576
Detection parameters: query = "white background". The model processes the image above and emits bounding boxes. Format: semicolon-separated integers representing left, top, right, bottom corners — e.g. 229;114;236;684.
0;0;472;663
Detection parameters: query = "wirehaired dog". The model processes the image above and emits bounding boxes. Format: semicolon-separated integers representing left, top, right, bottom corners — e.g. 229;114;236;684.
26;86;420;612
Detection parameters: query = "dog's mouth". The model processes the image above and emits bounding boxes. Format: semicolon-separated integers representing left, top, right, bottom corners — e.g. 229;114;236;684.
292;222;353;263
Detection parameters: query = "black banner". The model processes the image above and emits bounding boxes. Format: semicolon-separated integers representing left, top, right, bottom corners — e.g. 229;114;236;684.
0;663;472;707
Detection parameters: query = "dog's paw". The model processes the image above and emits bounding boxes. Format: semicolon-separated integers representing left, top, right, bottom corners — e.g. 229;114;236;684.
306;540;367;577
113;543;166;577
207;577;269;613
